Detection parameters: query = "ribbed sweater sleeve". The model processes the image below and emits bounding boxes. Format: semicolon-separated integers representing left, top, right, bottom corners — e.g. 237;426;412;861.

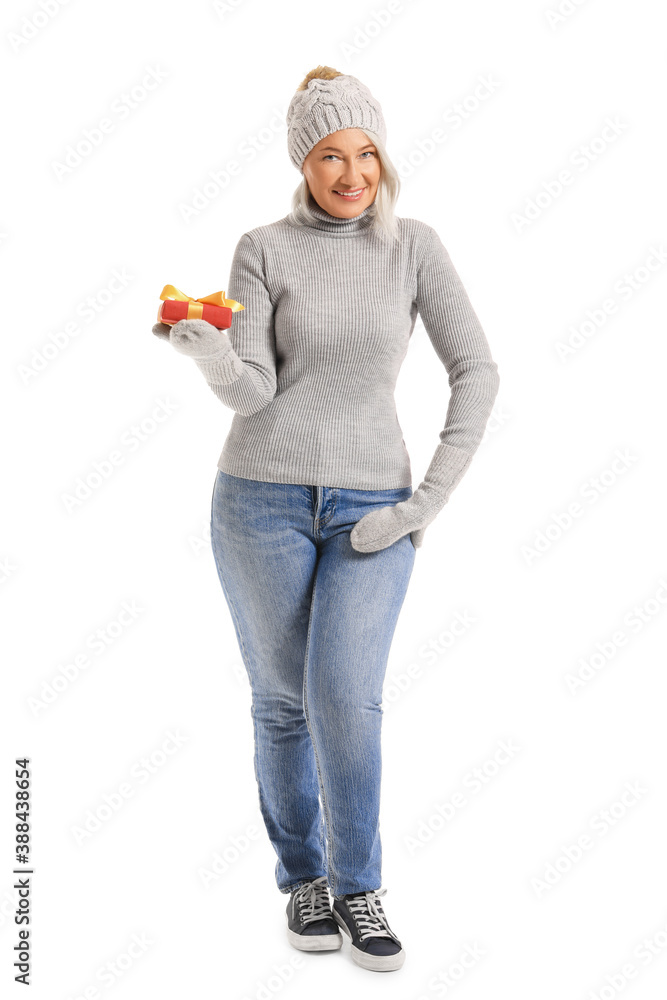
193;233;277;416
416;227;500;458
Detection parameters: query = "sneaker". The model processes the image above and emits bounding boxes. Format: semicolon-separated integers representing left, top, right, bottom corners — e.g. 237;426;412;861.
285;876;342;952
332;887;405;971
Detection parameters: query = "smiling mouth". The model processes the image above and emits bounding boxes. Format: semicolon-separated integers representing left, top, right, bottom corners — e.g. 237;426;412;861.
332;187;366;199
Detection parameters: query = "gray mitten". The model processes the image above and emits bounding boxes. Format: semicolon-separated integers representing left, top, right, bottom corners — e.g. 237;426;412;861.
152;319;243;383
152;318;230;357
350;442;473;553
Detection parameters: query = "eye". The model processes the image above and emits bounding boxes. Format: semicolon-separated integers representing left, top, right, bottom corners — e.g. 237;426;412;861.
322;151;376;161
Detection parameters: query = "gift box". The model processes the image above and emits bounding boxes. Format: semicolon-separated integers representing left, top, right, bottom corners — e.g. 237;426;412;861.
157;284;244;329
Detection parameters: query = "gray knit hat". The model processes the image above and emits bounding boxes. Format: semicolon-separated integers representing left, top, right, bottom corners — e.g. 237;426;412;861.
286;68;387;172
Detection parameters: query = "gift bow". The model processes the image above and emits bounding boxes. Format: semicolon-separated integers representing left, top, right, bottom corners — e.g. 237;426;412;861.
159;284;244;320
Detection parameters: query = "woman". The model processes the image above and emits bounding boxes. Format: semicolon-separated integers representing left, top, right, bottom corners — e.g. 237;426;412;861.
153;66;500;974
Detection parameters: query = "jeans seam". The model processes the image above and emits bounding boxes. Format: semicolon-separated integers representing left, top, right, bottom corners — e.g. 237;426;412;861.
302;568;338;896
317;487;337;529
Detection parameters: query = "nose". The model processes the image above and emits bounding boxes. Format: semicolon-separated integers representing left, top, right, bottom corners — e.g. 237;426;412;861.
336;158;366;185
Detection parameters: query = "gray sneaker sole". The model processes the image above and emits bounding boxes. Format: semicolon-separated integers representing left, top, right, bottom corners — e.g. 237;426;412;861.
332;909;405;971
286;913;342;951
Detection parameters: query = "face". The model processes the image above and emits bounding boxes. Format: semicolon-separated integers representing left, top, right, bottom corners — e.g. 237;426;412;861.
302;128;381;218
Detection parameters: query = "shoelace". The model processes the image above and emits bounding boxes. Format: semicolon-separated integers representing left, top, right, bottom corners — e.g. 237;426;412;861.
345;888;396;942
293;876;332;926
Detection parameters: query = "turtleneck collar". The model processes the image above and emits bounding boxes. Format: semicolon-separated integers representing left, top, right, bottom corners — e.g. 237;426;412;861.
286;196;376;238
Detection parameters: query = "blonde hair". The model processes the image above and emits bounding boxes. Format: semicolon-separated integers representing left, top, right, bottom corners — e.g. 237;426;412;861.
290;66;401;242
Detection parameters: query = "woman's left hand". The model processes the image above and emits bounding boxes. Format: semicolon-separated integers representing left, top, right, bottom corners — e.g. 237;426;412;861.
349;442;473;553
349;490;438;552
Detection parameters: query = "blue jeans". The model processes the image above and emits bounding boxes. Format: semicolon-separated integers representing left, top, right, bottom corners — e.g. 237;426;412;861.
209;469;416;897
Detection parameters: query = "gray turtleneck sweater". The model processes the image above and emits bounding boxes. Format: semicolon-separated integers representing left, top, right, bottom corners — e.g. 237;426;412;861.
193;201;499;490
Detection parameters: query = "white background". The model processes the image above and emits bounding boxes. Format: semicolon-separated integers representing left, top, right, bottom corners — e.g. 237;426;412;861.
2;0;667;997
